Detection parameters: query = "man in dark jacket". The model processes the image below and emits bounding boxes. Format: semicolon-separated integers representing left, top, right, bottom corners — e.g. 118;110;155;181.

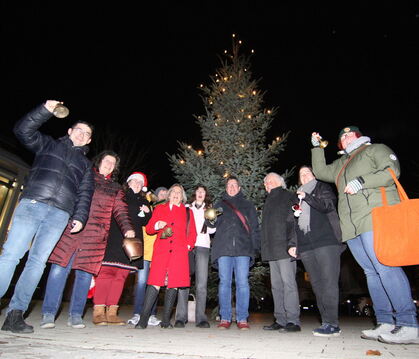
0;100;94;334
261;172;301;332
210;176;260;330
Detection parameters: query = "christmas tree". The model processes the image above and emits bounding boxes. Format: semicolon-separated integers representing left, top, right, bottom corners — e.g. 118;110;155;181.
168;35;291;314
168;34;289;211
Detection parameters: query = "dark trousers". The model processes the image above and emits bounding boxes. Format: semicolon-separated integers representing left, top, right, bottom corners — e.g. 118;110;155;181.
299;245;341;327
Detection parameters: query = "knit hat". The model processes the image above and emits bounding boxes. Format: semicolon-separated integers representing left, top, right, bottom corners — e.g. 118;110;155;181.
338;126;362;139
126;172;148;192
154;186;168;197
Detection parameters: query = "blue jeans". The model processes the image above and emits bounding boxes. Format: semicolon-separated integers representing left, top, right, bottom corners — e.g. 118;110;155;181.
0;199;69;312
133;260;157;315
347;231;418;327
176;246;209;323
218;256;250;322
42;254;92;318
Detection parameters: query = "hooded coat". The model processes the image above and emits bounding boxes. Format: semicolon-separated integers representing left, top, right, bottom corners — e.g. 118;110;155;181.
311;143;400;241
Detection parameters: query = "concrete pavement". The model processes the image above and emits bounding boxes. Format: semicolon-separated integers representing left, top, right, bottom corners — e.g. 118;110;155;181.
0;301;418;359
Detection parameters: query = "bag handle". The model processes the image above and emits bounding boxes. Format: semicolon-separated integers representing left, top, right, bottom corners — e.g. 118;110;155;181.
380;168;409;206
387;168;409;201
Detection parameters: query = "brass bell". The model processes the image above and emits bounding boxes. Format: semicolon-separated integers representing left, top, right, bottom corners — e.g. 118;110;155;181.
53;103;70;118
146;192;158;203
204;207;223;221
319;139;328;148
160;226;173;239
313;132;328;148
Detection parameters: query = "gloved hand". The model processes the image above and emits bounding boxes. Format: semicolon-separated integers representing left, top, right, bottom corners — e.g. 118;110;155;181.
311;132;321;147
345;178;363;194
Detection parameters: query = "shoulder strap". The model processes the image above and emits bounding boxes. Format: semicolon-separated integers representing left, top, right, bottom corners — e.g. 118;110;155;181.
335;145;369;188
223;199;250;234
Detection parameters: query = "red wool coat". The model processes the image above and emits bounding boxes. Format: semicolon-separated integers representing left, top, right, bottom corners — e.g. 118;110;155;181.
146;202;197;288
48;171;133;275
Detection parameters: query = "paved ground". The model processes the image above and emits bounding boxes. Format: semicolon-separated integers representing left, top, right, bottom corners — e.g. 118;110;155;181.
0;301;418;359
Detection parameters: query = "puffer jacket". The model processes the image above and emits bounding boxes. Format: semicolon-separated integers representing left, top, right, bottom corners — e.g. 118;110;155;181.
13;104;94;224
210;191;261;267
312;143;400;241
48;170;133;275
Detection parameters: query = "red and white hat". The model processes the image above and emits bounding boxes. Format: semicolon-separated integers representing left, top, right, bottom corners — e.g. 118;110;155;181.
126;172;148;192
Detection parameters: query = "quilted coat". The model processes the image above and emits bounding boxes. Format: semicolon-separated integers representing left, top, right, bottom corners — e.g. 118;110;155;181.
48;170;133;275
13;104;94;224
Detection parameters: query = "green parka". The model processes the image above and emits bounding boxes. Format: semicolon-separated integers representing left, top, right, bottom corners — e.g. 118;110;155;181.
311;143;400;242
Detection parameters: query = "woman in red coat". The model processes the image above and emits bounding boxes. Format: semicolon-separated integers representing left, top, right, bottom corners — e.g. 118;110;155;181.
136;183;197;329
40;151;135;329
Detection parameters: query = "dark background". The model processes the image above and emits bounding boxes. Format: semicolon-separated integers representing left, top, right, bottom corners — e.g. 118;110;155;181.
1;1;418;192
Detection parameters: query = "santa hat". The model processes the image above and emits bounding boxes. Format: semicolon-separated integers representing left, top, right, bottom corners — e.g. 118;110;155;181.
126;172;148;192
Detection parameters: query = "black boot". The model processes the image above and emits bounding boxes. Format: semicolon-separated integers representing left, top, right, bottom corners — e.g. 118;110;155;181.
160;288;178;328
136;286;159;329
1;310;34;333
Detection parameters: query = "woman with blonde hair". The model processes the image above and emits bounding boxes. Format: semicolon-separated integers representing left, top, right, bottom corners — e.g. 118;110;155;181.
136;184;197;329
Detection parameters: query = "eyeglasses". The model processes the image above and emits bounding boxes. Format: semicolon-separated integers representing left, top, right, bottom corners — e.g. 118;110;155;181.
72;127;92;139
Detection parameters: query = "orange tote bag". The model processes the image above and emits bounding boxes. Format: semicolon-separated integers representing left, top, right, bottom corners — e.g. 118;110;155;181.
372;168;419;266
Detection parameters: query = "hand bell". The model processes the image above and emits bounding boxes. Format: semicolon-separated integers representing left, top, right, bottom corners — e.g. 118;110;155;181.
319;139;328;148
204;207;223;221
53;103;70;118
160;226;173;239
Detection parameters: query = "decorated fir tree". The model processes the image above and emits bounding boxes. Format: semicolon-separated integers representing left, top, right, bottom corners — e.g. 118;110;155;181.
168;34;289;211
168;35;291;313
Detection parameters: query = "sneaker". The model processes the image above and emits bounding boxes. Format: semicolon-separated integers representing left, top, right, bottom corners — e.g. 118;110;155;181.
361;323;394;340
217;320;231;330
312;324;341;337
40;314;55;329
378;326;419;344
67;316;86;329
148;315;161;326
127;314;141;326
237;321;250;330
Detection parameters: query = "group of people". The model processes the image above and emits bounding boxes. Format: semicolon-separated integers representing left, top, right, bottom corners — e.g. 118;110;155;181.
0;101;417;345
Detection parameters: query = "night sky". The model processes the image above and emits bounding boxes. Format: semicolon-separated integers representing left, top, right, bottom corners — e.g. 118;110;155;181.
1;2;418;193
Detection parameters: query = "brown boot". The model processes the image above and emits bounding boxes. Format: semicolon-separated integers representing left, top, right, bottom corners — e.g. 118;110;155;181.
106;305;125;325
92;305;107;326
